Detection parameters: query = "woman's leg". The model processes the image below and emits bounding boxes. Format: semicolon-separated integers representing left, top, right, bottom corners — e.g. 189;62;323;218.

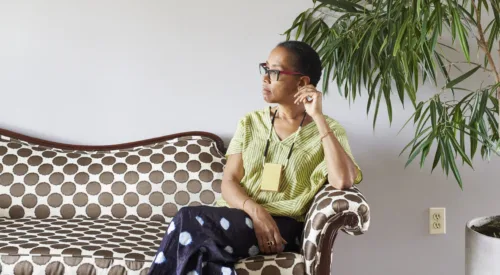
272;216;304;253
148;206;305;275
148;206;259;275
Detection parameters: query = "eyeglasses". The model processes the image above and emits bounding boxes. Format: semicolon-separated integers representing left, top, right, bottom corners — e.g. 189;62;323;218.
259;63;303;82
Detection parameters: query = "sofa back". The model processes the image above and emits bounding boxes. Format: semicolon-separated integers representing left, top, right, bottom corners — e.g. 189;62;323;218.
0;130;225;223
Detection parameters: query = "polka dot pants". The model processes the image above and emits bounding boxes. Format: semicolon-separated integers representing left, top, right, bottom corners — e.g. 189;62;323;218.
147;206;303;275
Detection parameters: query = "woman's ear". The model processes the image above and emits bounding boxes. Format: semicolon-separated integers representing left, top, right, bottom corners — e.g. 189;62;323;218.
297;76;311;88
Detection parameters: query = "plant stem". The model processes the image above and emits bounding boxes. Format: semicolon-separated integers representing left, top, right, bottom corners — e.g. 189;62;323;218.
472;3;500;81
472;0;500;136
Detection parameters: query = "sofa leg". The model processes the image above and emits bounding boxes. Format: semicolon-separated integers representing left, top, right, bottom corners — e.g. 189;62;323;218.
316;213;359;275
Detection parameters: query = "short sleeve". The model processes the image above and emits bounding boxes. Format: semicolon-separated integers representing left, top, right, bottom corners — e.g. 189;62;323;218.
312;122;363;185
226;117;246;156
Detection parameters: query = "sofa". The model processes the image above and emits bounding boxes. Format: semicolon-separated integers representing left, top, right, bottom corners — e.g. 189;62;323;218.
0;128;370;275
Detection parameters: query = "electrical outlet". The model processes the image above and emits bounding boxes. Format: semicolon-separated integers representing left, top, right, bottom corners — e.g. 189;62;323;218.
429;208;446;234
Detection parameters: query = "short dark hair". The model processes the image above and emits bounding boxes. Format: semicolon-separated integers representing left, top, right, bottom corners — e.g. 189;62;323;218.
277;41;322;87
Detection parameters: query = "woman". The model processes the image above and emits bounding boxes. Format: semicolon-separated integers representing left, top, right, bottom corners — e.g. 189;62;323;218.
148;41;362;275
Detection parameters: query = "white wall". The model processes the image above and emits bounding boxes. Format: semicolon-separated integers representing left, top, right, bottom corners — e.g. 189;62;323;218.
0;1;499;274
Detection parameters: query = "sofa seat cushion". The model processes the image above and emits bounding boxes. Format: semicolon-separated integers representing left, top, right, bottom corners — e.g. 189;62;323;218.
234;253;305;275
0;217;167;275
0;217;305;275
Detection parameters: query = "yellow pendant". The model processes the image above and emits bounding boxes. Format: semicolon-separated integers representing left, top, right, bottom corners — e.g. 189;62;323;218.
260;163;283;192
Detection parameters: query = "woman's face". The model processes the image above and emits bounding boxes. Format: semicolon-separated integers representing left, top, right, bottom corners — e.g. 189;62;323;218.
262;47;309;104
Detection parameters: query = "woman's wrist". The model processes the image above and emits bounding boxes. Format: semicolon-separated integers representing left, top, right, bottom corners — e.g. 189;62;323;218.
242;198;251;210
243;199;261;218
311;113;325;122
320;130;333;141
314;115;331;136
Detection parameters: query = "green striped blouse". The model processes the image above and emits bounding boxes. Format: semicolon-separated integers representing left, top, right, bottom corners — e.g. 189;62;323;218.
215;107;362;221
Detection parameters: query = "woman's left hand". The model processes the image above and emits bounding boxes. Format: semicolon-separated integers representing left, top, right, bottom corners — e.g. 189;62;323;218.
293;85;323;118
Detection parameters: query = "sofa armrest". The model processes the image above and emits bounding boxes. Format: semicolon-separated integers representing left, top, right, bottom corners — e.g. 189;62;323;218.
301;185;370;275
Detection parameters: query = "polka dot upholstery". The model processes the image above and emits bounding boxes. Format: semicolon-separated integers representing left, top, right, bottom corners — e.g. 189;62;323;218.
0;135;225;221
0;131;370;275
234;253;305;275
301;185;370;275
0;218;165;275
0;133;226;274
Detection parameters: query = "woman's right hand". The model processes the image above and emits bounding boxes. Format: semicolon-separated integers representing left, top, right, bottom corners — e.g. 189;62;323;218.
246;201;287;254
220;153;287;254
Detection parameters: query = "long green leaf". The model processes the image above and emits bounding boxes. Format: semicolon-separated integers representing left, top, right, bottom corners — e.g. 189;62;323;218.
485;109;499;134
283;12;304;40
405;132;435;168
400;126;433;156
415;106;431;139
383;83;393;124
303;20;322;44
432;141;442;172
373;88;382;128
378;36;389;56
422;43;437;84
393;21;409;56
445;139;464;189
295;13;306;40
414;101;424;123
434;53;454;94
312;22;330;49
456;16;470;61
478;90;489;123
420;134;435;168
460;120;466;157
430;100;437;130
439;138;450;176
470;122;478;158
445;65;481;89
322;59;334;94
447;130;474;168
458;4;477;25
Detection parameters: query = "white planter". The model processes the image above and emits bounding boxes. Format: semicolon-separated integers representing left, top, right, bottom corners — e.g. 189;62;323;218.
466;216;500;275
